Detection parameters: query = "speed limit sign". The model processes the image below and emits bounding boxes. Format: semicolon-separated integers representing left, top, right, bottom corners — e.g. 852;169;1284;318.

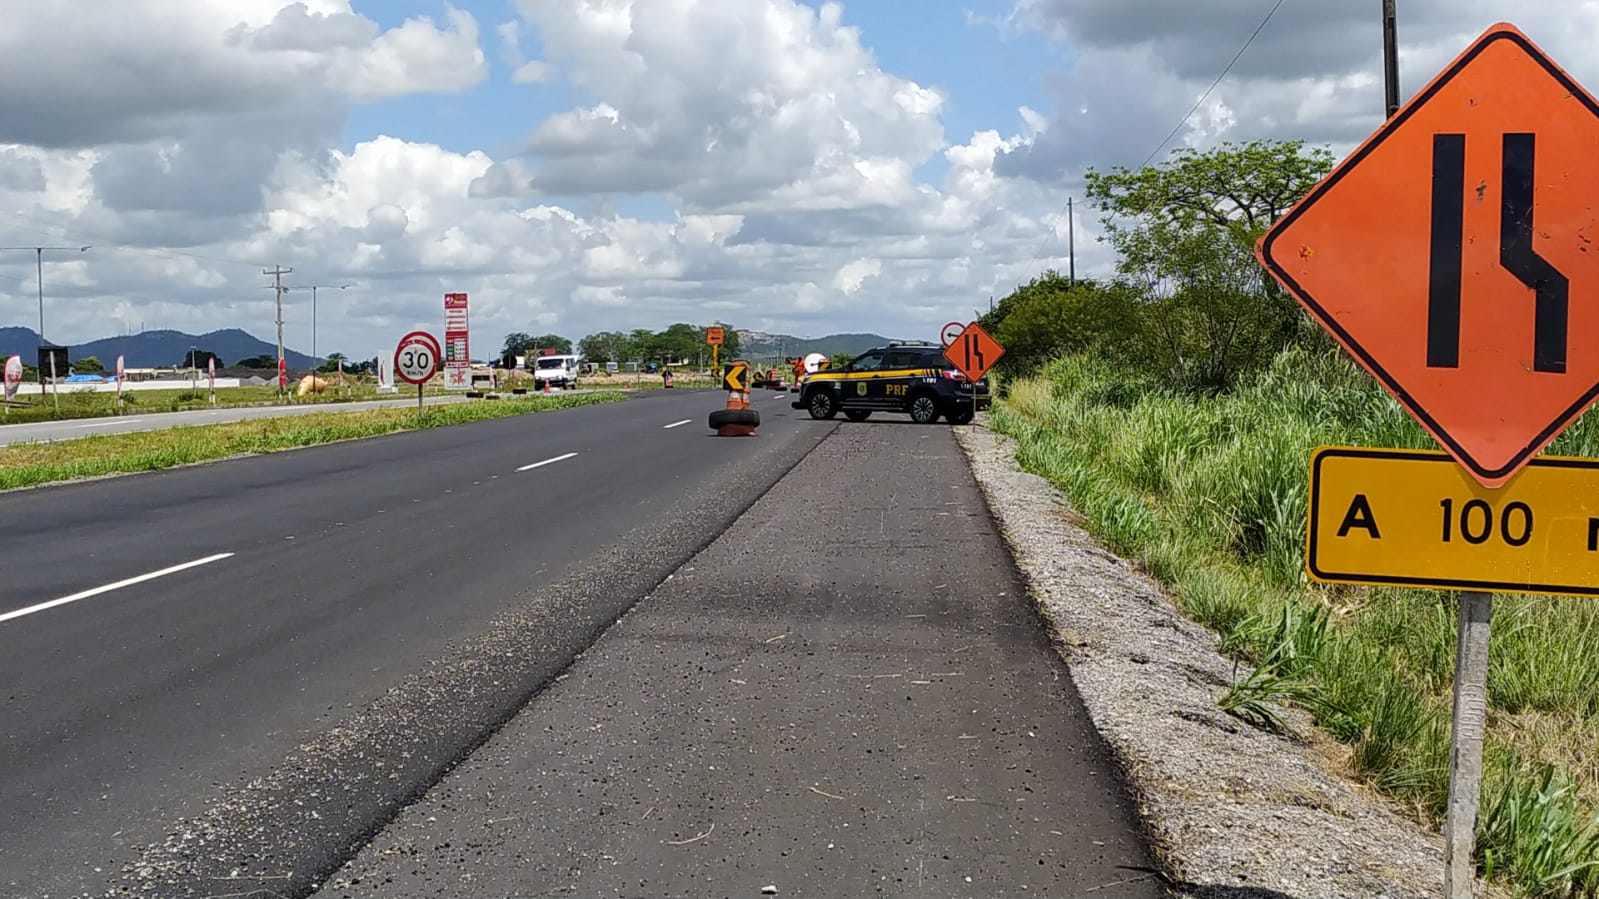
394;334;439;385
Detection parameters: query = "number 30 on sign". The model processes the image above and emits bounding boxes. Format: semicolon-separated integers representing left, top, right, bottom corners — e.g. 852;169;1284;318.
394;331;440;386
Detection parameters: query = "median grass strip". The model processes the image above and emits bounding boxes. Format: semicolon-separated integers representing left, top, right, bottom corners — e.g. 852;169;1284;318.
994;349;1599;898
0;382;465;424
0;391;626;492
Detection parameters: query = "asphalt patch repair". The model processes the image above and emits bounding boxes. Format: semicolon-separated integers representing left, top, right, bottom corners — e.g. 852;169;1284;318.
314;423;1163;898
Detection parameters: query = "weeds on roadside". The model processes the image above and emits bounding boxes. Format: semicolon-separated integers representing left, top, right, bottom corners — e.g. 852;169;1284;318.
994;349;1599;897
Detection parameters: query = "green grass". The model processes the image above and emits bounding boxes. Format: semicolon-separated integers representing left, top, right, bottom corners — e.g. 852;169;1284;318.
995;349;1599;898
0;391;626;492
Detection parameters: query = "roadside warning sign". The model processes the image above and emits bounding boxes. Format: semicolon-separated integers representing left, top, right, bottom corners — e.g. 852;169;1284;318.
944;322;1004;383
1259;24;1599;487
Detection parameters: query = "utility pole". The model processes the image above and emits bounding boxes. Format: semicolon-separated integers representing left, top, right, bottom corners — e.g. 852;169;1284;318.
264;265;292;394
1067;197;1077;286
1382;0;1400;118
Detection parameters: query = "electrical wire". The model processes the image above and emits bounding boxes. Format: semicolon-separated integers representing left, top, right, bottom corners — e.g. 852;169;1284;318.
1025;0;1288;269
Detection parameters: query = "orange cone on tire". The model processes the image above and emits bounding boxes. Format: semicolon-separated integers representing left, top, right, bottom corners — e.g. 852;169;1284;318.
710;360;758;436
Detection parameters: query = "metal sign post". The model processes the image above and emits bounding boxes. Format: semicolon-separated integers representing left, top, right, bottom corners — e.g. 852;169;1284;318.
1445;591;1492;895
47;351;58;414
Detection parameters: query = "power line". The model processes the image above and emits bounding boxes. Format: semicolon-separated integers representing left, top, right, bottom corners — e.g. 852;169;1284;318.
1135;0;1287;170
1024;0;1287;270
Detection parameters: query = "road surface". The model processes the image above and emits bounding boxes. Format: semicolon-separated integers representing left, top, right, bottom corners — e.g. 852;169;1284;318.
0;388;828;898
317;423;1161;898
0;392;1159;898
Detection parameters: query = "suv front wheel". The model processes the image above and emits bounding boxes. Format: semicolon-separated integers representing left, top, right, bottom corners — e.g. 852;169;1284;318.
909;392;940;424
808;389;838;420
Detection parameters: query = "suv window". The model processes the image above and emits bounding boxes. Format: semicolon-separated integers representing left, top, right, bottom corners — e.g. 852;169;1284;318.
882;349;927;369
851;351;888;372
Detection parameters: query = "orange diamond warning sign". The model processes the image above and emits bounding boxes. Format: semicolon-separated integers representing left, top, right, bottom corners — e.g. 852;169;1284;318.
1258;23;1599;487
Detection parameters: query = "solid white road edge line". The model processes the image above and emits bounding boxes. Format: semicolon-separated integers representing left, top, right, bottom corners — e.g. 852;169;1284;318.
0;553;236;625
77;418;146;428
517;452;579;472
664;419;693;429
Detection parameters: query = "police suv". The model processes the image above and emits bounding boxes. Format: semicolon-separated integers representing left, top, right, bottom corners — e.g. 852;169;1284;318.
791;341;989;424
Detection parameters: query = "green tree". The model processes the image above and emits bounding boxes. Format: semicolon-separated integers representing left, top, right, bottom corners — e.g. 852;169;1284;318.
181;349;222;369
236;355;275;369
989;274;1144;375
318;352;348;373
579;331;630;363
74;356;105;374
529;333;573;355
1085;139;1335;392
626;329;655;362
502;332;534;357
653;323;700;364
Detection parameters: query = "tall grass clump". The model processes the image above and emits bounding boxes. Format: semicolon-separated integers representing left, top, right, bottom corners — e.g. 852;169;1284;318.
995;347;1599;897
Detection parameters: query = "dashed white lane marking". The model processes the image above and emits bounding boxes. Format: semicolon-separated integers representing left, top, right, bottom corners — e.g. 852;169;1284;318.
0;553;236;625
664;419;693;429
517;452;579;472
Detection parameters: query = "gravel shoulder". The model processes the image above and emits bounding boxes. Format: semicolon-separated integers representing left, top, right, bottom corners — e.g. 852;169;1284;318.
954;420;1498;899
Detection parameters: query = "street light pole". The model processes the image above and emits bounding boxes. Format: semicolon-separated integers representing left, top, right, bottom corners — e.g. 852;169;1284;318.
0;245;91;342
284;282;351;364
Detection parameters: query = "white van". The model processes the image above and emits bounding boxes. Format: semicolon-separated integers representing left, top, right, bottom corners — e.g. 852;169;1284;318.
531;354;582;389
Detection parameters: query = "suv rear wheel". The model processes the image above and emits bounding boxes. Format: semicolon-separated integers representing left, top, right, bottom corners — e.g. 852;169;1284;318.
808;389;838;420
909;392;940;424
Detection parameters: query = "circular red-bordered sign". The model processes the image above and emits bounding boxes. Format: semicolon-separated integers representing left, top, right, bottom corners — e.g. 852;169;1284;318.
394;335;440;385
398;329;441;361
940;321;966;348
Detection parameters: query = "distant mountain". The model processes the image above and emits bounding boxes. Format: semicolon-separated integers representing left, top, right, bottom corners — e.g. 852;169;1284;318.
737;331;894;359
0;327;318;369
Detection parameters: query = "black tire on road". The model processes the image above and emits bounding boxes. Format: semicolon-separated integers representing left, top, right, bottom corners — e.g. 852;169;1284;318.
808;390;838;420
844;409;872;422
909;393;941;424
946;406;975;425
709;408;761;428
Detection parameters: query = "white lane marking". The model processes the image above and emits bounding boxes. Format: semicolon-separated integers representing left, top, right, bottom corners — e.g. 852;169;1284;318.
664;419;693;429
517;452;578;472
77;418;145;428
0;553;236;625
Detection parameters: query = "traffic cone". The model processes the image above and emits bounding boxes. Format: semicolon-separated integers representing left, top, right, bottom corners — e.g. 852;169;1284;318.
711;386;758;436
544;379;551;394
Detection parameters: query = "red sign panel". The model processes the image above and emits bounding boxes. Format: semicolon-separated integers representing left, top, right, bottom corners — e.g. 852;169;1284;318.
1257;23;1599;487
444;292;469;365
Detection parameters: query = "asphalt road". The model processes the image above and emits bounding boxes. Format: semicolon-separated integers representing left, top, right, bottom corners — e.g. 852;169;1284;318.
0;393;486;446
315;424;1163;898
0;387;833;898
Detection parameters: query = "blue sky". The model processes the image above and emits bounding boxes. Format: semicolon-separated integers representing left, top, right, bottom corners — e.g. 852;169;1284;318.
342;0;1060;218
17;0;1524;355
